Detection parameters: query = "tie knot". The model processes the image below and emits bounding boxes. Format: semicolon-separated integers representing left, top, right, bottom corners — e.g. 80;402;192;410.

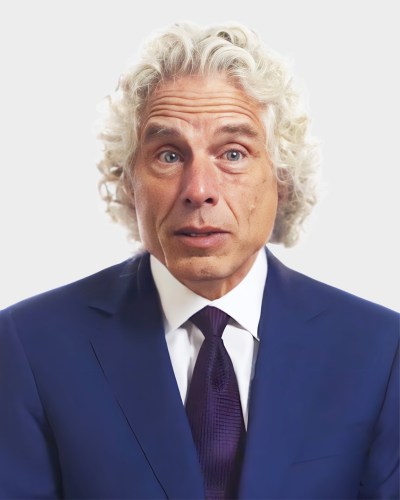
190;306;230;339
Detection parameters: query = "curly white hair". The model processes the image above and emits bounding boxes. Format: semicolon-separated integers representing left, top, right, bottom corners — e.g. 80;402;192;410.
97;22;320;247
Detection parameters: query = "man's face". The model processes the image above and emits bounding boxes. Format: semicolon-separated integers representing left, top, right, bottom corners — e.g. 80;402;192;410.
132;74;278;299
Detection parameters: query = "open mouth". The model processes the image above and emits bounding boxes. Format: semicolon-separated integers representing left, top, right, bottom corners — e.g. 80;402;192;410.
180;231;220;237
175;227;226;237
174;227;228;247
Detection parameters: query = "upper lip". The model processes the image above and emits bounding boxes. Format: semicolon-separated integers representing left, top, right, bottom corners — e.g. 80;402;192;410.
174;226;227;235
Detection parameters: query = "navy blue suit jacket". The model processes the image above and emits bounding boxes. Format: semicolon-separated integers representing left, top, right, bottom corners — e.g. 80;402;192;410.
0;249;398;499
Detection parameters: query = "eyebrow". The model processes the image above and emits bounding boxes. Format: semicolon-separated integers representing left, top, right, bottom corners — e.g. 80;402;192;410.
214;124;260;139
142;122;261;143
143;124;181;142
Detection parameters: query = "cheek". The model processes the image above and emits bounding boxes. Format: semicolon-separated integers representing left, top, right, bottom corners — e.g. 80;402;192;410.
247;178;278;228
134;179;176;237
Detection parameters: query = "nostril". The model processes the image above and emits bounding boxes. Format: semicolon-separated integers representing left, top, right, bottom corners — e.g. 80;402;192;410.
185;196;215;205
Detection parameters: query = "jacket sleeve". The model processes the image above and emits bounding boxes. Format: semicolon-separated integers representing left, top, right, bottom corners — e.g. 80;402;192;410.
358;342;399;499
0;309;62;499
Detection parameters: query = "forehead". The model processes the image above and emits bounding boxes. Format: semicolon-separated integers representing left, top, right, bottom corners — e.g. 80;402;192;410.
140;74;265;137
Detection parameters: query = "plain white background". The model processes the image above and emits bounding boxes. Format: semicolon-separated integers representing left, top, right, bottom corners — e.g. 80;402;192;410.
0;0;399;311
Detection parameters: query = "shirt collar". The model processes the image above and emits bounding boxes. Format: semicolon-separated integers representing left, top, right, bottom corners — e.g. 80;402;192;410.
150;248;267;340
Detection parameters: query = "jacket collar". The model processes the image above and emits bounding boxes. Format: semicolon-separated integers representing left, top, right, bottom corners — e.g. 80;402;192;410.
87;252;205;499
86;248;328;498
239;248;329;497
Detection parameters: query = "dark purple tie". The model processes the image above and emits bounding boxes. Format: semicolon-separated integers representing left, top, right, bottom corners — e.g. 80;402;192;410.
186;306;246;499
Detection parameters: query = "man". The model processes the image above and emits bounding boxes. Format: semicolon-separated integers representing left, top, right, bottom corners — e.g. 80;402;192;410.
0;23;398;499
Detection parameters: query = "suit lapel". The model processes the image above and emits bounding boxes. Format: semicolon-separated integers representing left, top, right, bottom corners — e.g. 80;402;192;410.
239;249;328;498
85;248;329;498
87;253;204;499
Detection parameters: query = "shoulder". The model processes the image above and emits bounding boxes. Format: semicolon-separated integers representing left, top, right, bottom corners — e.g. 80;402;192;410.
2;260;127;313
0;254;148;336
266;249;399;342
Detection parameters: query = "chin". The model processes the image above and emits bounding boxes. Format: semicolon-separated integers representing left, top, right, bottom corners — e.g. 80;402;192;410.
167;254;227;283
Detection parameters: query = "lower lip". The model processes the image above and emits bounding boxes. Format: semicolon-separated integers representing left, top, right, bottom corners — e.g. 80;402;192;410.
175;232;229;249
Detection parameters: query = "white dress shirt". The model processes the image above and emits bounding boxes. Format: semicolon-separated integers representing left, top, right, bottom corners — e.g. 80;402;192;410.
150;249;268;427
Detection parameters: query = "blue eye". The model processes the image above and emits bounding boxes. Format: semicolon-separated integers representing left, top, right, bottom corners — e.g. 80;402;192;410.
225;150;243;161
159;151;180;163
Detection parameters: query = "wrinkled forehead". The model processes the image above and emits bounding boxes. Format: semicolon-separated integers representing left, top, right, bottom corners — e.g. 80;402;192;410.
140;74;265;137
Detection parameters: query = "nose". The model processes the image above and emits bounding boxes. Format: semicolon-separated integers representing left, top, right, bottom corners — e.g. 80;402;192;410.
180;157;220;207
